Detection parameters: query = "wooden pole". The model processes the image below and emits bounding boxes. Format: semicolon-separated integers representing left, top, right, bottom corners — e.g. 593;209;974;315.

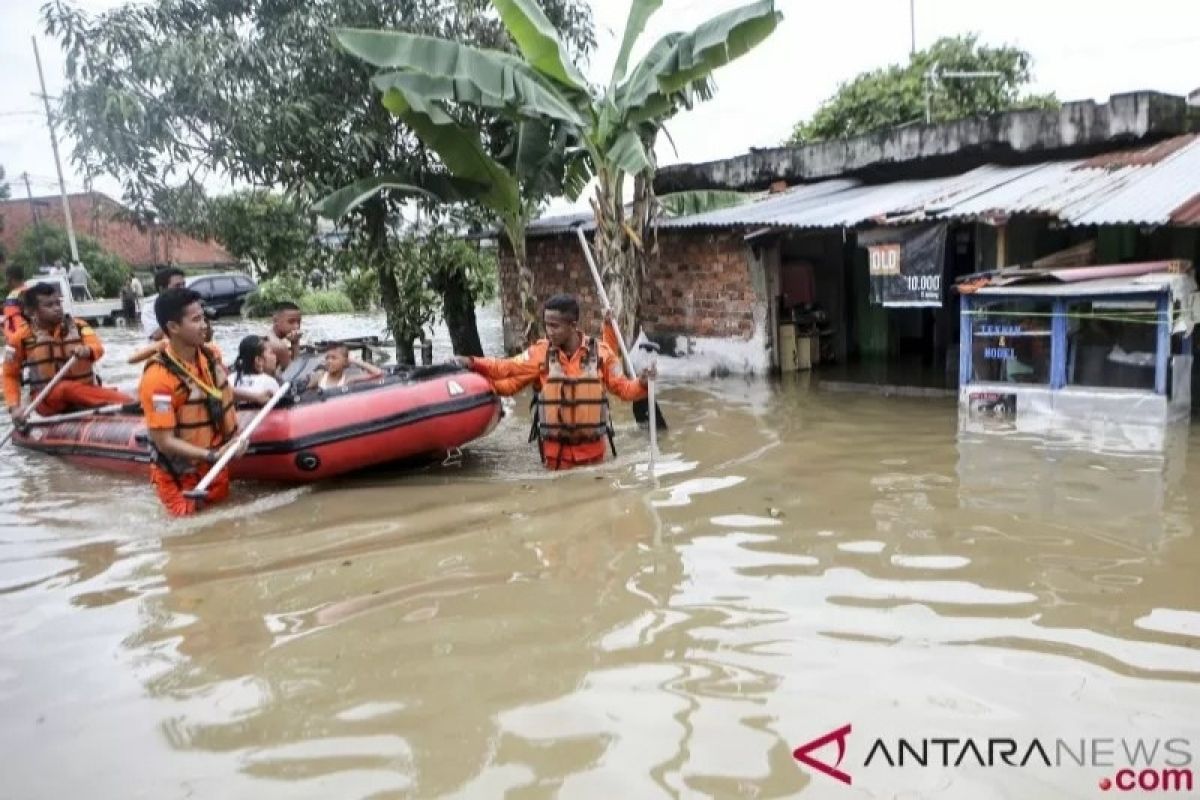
31;36;79;264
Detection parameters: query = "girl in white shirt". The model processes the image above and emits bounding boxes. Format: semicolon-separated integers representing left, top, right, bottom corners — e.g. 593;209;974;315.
231;335;281;405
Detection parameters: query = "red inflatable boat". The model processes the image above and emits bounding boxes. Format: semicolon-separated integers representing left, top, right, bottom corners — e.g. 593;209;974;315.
13;364;501;482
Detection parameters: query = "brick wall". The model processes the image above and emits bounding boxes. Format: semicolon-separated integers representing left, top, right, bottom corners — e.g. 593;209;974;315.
0;192;235;268
497;229;760;352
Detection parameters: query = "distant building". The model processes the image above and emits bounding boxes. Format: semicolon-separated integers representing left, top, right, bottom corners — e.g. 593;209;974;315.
0;191;235;271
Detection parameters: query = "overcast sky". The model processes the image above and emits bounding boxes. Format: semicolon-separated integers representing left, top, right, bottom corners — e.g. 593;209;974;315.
1;0;1198;211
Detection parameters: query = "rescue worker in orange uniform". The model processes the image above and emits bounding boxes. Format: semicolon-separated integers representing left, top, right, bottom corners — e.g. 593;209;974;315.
138;288;245;517
3;282;133;424
3;261;25;340
455;294;654;470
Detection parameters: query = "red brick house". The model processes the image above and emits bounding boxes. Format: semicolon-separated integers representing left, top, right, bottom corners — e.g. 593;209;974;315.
0;192;235;270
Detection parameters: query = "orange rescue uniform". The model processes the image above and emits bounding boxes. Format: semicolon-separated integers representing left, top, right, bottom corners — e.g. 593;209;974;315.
139;344;239;517
2;316;132;415
467;333;646;469
3;288;23;341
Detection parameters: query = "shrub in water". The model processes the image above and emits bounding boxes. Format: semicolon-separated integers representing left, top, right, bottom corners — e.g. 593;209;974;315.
300;290;354;315
241;274;306;317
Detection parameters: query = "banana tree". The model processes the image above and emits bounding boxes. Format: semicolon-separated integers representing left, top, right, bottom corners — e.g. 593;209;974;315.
315;118;584;348
325;0;780;346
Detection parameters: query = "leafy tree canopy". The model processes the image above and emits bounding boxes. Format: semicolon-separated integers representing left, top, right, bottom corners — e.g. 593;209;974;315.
789;34;1058;144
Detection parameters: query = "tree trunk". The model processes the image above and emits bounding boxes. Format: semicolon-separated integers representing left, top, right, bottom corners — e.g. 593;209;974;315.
366;198;418;366
591;169;654;361
434;266;484;357
508;226;538;351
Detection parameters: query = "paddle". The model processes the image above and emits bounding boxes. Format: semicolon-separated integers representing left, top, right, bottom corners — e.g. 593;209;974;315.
24;402;140;426
573;226;668;430
640;340;660;476
0;355;79;448
182;381;292;500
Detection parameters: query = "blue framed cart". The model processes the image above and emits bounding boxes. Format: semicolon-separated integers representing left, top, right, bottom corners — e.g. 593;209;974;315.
958;264;1197;451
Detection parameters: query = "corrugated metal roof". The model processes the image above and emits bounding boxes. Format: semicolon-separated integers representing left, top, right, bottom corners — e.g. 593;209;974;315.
1080;134;1198;168
528;134;1200;238
1071;136;1200;225
527;209;596;235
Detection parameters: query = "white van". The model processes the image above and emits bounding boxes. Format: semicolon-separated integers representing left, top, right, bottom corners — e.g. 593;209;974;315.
22;270;124;326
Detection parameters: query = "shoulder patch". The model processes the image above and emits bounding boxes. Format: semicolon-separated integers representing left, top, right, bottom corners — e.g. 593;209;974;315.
151;393;172;413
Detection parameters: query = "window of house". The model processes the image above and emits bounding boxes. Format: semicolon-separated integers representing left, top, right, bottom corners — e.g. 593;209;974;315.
969;299;1053;384
1066;298;1158;391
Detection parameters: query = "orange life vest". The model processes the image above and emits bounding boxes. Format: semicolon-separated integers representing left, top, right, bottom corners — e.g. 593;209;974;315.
536;336;613;448
147;345;239;463
18;315;97;392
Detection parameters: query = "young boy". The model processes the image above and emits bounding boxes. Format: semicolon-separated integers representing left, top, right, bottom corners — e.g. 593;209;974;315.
307;343;383;391
266;302;302;370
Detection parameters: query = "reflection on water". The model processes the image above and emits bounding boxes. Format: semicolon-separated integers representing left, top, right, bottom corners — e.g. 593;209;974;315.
1;310;1198;798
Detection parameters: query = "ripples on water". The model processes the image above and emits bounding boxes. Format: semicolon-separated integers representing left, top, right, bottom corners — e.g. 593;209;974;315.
0;310;1197;798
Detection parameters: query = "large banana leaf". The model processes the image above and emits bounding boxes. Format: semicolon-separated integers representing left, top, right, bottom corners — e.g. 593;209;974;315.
499;120;591;201
614;32;690;122
372;69;583;127
490;0;589;93
312;175;483;221
658;190;755;217
610;0;663;87
617;1;779;118
334;29;584;126
380;89;522;223
605;130;651;177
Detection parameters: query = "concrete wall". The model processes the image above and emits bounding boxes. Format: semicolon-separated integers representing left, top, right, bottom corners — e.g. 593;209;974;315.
656;92;1196;193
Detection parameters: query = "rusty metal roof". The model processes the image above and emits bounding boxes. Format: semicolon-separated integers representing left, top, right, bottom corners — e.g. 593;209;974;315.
1080;134;1198;168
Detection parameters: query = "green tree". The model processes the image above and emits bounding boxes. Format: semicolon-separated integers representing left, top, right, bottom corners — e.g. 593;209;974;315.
206;190;314;279
790;35;1058;144
324;0;781;349
146;180;211;240
43;0;594;363
10;225;130;296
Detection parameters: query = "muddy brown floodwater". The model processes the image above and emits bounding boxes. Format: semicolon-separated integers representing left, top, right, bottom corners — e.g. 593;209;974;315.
1;308;1198;799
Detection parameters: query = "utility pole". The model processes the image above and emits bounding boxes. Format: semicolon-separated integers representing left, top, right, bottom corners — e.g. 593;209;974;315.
31;36;80;265
909;0;916;56
21;172;48;266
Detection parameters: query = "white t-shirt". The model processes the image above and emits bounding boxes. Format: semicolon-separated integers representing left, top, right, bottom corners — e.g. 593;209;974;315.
233;372;281;395
317;372;347;389
141;295;160;339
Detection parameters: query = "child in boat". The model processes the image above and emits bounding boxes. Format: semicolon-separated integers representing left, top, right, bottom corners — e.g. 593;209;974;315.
307;343;382;391
230;335;281;405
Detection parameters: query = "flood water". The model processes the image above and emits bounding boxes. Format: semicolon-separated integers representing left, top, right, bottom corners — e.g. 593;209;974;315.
2;308;1198;798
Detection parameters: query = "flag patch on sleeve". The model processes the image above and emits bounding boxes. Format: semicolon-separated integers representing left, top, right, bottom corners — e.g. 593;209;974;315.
151;393;172;413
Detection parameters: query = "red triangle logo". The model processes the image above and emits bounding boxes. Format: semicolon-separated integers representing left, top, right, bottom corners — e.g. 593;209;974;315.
793;724;853;785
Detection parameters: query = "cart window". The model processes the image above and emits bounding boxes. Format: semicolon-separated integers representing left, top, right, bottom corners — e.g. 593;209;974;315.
969;300;1053;384
1066;298;1158;391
